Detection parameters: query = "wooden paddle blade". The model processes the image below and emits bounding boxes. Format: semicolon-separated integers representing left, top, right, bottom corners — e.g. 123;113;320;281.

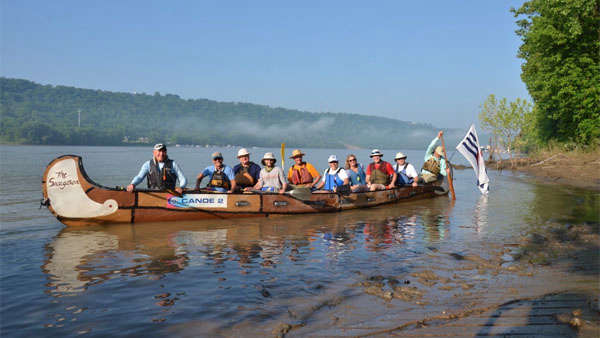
281;143;286;171
288;187;311;201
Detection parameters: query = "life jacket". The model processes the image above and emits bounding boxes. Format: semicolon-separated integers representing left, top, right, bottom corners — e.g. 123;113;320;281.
368;161;391;185
348;165;366;185
422;157;441;176
323;168;344;191
394;163;414;186
290;164;314;185
208;167;231;190
147;158;177;190
234;164;255;188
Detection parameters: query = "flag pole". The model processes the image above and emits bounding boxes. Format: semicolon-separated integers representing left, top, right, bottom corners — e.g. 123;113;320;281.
440;134;456;200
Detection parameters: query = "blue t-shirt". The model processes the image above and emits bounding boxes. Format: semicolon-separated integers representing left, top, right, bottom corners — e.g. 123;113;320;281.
345;164;366;186
201;165;235;192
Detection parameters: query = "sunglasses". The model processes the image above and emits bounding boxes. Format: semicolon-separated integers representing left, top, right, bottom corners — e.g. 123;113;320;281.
213;158;223;161
349;158;356;162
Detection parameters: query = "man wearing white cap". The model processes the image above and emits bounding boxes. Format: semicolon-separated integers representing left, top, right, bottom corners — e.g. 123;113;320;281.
366;149;397;191
315;155;349;192
421;131;449;183
233;148;261;191
393;152;419;187
127;143;187;193
251;152;288;194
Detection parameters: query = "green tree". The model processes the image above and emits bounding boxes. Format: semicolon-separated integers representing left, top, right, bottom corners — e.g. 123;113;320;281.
512;0;600;145
479;94;534;164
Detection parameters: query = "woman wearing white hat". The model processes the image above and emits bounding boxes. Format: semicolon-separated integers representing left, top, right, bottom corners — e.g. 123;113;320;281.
393;152;419;187
315;155;349;192
249;152;287;194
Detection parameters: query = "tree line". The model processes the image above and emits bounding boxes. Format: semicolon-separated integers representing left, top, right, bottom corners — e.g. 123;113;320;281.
480;0;599;156
0;78;449;149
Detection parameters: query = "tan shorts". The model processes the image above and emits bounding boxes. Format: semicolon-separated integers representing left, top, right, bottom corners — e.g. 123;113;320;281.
368;183;387;191
421;173;438;183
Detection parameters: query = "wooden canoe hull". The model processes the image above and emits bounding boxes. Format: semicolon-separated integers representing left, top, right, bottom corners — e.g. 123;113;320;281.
42;155;447;226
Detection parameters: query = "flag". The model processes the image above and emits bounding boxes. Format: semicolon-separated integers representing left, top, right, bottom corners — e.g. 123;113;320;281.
456;125;489;194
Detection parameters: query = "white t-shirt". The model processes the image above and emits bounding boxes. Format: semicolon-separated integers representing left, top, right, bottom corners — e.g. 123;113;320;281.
320;167;349;182
393;163;418;178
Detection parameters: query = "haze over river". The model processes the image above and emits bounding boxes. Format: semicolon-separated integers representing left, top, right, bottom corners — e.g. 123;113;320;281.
1;145;598;337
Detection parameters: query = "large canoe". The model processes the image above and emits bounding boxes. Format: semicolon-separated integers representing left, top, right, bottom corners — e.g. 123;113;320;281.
42;155;448;226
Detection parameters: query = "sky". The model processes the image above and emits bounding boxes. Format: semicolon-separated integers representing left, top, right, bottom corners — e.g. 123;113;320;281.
1;0;530;129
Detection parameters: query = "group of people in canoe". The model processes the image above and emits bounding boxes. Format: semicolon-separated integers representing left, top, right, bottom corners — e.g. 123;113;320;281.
126;131;450;195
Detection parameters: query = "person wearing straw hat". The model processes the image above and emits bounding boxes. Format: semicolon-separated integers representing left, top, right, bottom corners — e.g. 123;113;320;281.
250;152;288;194
286;149;321;188
366;149;397;191
315;155;349;192
393;152;419;187
421;131;449;183
195;151;236;193
233;148;261;191
127;143;187;193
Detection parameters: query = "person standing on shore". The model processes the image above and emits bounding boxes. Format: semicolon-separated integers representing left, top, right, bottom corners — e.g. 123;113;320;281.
421;131;450;183
127;143;187;193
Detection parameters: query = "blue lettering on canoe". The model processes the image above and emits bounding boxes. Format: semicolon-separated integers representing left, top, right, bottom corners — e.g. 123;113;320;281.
167;195;225;209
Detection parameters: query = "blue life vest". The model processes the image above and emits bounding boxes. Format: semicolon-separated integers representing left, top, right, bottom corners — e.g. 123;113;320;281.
347;164;366;185
394;163;414;186
323;168;344;191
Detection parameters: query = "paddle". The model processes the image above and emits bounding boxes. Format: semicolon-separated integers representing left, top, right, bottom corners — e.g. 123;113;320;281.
288;186;312;200
439;132;456;200
281;143;285;172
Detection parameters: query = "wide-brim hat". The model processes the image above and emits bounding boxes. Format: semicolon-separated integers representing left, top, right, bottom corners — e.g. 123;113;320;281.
289;149;305;159
435;146;444;156
369;149;383;157
261;152;277;165
394;152;407;160
153;143;167;151
237;148;250;157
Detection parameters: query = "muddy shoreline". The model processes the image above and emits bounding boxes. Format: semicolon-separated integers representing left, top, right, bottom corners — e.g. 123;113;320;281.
455;150;600;191
262;221;600;337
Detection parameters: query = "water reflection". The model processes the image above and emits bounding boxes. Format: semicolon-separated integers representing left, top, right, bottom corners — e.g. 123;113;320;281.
42;199;458;298
473;195;488;232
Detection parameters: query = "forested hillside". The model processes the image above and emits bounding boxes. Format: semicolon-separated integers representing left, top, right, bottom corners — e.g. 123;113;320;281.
0;78;450;148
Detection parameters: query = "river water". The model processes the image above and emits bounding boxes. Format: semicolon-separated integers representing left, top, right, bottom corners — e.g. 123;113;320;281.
0;145;598;337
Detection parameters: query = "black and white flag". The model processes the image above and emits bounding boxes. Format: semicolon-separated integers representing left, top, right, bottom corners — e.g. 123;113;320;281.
456;125;489;194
